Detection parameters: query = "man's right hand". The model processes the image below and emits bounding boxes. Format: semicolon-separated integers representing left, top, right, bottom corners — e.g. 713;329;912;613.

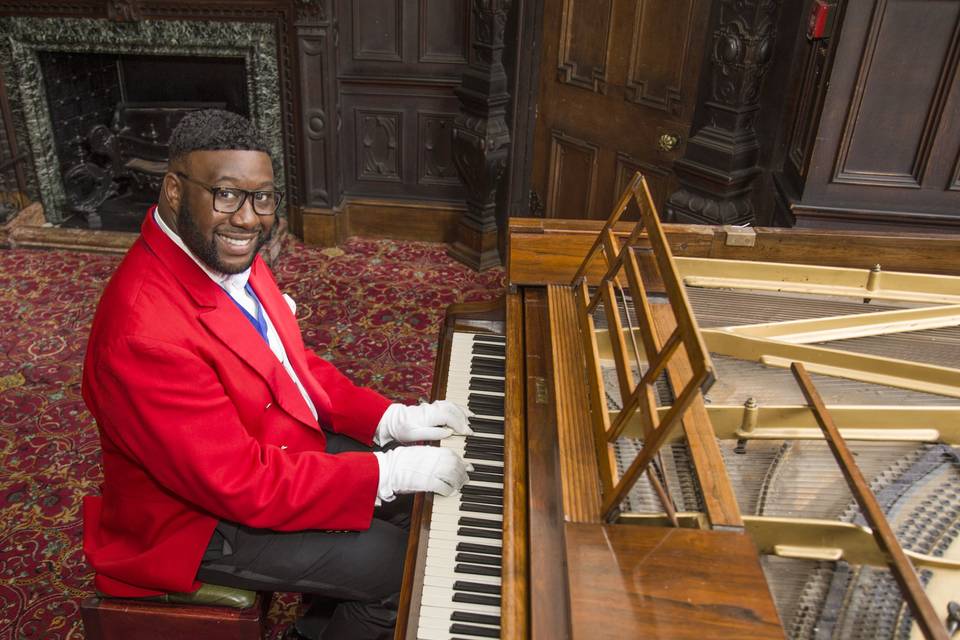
373;446;471;502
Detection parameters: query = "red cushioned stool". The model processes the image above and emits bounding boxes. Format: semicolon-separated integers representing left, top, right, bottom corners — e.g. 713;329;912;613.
80;583;272;640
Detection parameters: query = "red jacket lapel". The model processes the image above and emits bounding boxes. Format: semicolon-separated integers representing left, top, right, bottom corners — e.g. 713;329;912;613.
139;210;321;431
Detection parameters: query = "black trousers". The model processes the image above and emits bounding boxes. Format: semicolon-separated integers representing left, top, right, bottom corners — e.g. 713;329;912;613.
196;433;412;640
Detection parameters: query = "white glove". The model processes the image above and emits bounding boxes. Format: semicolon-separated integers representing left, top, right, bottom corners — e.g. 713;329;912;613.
374;400;473;445
373;446;473;502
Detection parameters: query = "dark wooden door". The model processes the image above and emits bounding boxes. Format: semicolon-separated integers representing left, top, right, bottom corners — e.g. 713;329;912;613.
530;0;712;219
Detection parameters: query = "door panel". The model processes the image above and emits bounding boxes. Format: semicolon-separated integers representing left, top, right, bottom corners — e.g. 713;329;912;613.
532;0;711;219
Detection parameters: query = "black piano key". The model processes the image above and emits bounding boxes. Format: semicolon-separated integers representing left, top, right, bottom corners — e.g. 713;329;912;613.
468;399;504;416
466;434;504;444
465;443;504;455
469;378;504;393
473;334;505;344
465;441;504;453
468;390;504;405
467;424;504;436
453;592;501;607
455;563;501;577
462;485;501;497
468;472;505;485
461;502;504;515
450;623;500;638
464;442;503;460
469;463;503;474
471;355;504;368
471;361;505;375
472;343;505;357
469;417;504;429
451;611;502;627
458;527;501;539
463;450;503;462
458;493;502;506
456;552;501;566
459;517;502;530
453;580;501;595
470;362;504;377
456;543;502;557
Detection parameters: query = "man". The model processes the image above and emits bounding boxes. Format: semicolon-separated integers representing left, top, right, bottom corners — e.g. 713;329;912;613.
82;109;472;640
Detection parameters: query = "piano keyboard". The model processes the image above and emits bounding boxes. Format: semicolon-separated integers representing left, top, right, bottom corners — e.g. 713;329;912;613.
415;331;506;640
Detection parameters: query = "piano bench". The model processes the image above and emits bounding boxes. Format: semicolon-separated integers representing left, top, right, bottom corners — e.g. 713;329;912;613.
80;584;272;640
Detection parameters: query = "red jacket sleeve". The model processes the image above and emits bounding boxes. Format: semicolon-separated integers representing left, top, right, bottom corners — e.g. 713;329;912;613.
94;335;379;531
303;350;392;446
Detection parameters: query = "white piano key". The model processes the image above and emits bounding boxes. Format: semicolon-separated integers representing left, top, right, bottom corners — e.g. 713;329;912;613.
420;587;501;612
422;573;501;590
413;331;505;640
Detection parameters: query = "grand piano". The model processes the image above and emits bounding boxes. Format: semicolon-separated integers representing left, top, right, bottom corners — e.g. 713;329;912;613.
396;175;960;640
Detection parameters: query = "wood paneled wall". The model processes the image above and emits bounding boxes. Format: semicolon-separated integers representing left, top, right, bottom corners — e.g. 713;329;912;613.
776;0;960;230
336;0;467;202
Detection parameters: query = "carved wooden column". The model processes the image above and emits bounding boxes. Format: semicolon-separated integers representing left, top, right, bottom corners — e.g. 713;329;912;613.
666;0;782;225
449;0;512;271
294;0;344;245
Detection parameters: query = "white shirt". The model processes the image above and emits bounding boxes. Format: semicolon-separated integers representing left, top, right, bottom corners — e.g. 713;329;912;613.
153;207;319;421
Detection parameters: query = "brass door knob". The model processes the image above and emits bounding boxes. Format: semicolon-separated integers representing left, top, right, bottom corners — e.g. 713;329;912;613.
657;133;680;151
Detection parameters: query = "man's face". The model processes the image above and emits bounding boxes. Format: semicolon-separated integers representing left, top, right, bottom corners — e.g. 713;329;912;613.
173;150;276;274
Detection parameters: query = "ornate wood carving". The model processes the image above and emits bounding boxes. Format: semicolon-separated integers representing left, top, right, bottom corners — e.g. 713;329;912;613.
419;112;459;185
358;110;402;181
449;0;512;270
557;0;613;94
625;0;696;114
666;0;782;225
295;0;326;24
107;0;142;22
298;30;333;206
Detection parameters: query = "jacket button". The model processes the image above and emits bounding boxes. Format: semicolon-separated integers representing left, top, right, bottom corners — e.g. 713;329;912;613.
280;445;288;450
265;402;272;409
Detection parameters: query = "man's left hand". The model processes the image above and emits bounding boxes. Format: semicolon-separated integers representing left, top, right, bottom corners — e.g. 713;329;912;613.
375;400;473;445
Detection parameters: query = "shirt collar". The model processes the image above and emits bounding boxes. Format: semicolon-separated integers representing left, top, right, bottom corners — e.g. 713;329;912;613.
152;206;251;292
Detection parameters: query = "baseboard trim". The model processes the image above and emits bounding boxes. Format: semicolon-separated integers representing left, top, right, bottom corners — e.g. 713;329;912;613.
300;198;465;246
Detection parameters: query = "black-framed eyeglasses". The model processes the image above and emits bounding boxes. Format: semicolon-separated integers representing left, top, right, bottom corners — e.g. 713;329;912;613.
176;172;283;216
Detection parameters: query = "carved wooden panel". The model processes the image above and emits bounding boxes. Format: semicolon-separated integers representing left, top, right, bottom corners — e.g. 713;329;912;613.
418;112;459;185
625;0;695;114
352;0;402;62
299;33;330;206
419;0;468;65
833;0;960;188
340;88;463;200
356;109;402;182
786;40;828;179
614;151;670;218
557;0;614;93
545;130;598;217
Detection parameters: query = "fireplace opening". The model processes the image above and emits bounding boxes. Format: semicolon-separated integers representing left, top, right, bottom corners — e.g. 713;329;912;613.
38;51;248;232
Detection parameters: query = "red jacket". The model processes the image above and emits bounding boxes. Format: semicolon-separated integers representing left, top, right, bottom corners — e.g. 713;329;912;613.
82;211;390;597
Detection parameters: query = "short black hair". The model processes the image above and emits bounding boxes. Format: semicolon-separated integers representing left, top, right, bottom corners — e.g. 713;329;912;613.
168;109;269;163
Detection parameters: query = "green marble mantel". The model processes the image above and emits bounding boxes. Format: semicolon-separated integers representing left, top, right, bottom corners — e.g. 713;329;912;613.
0;16;284;224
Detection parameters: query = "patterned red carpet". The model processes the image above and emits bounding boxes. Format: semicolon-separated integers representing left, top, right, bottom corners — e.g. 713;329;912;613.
0;236;505;639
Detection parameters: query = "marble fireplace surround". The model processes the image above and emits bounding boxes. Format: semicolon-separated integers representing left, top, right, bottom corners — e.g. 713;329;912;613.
0;16;285;225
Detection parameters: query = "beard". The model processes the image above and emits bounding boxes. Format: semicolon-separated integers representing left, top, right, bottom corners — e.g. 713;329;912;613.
176;199;271;275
